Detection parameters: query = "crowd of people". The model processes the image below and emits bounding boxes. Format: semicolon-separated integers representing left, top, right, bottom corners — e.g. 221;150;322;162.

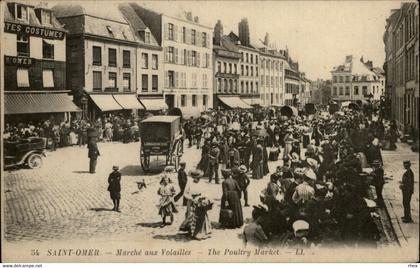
3;113;141;151
158;106;415;247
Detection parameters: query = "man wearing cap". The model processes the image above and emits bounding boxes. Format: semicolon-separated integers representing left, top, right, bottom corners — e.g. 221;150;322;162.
88;136;100;174
107;166;121;212
400;160;414;223
233;166;250;207
207;141;220;184
174;162;188;206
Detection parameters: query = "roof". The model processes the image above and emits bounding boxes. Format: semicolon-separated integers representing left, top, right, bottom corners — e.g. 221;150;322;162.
141;116;180;124
52;3;137;42
5;2;65;30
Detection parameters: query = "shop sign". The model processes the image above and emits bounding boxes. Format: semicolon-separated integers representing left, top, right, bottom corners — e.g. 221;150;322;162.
4;21;65;40
4;55;35;66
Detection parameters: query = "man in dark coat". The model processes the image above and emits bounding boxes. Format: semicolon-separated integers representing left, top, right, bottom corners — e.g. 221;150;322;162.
108;165;121;212
228;144;240;169
207;141;220;183
400;160;414;223
88;136;100;174
174;162;188;206
233;166;250;207
371;160;385;206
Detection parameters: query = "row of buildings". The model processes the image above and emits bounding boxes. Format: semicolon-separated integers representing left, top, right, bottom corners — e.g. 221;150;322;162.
2;1;312;123
384;2;419;134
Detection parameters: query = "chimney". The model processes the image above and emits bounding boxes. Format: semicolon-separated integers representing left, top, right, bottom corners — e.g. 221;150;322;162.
238;18;250;46
194;16;199;23
264;32;270;46
186;11;193;21
213;20;223;46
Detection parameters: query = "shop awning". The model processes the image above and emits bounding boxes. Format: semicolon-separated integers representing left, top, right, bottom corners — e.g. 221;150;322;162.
5;92;81;114
241;98;262;106
218;96;252;109
90;94;123;111
113;94;144;110
139;97;168;111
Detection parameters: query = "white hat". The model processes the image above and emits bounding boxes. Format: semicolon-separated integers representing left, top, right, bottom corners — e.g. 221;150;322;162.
364;198;377;208
304;168;317;181
306;158;318;168
293;220;309;237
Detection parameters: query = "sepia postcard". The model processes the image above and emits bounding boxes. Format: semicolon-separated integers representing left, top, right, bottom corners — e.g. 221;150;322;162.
1;0;419;263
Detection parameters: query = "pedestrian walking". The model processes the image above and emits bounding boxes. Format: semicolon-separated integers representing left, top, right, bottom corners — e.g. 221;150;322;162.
207;141;220;184
219;169;244;228
174;162;188;205
233;165;250;207
400;160;414;223
371;160;385;206
107;165;121;212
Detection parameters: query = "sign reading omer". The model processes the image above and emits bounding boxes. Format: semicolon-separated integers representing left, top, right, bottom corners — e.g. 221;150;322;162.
4;21;65;40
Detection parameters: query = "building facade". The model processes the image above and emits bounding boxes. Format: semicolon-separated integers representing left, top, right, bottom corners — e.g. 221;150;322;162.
3;2;80;123
384;2;419;133
256;34;287;107
331;55;384;103
284;59;300;106
130;4;213;117
52;4;142;120
119;4;166;112
212;20;248;109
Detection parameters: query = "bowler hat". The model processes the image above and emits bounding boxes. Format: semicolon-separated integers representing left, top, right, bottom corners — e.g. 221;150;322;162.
112;165;119;170
403;160;411;165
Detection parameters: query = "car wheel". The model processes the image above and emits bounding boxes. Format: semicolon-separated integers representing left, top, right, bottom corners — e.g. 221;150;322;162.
27;154;43;169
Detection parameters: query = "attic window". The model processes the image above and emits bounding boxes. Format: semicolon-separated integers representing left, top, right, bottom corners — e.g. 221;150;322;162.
145;32;150;44
16;4;28;21
41;10;52;25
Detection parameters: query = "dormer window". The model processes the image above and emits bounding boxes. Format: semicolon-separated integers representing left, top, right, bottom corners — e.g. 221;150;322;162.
41;10;52;26
16;4;28;22
145;32;150;44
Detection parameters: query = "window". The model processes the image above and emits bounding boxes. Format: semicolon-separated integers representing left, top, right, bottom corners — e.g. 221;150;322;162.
202;32;207;47
181;95;186;107
191;51;197;66
108;48;116;67
123;50;130;68
241;52;244;61
93;46;101;65
152;75;158;92
108;72;117;89
93;71;102;91
202;74;207;88
192;95;197;107
218;62;222;73
192;73;197;88
333;86;337;95
183;49;188;65
41;10;51;25
256;67;258;76
246;53;249;63
217;78;221;92
17;34;29;57
241;81;244;93
255;82;258;93
223;62;227;73
142;74;148;92
191;29;196;45
205;53;210;68
339;76;343;83
250;66;253;76
152;54;158;70
229;63;232;74
246;66;249;76
345;86;350;95
203;95;207;107
167;47;174;63
234;64;237;74
339;86;343;95
123;73;130;91
41;40;54;59
16;4;28;21
168;71;175;88
17;68;29;87
354;86;359;95
142;53;148;69
182;27;186;43
168;23;174;40
345;76;350;82
362;86;368;95
145;32;151;44
241;65;244;75
250;54;253;64
42;70;54;88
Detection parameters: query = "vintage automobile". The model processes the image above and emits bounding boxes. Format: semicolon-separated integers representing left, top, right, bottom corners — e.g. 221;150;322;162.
4;137;46;169
139;116;183;172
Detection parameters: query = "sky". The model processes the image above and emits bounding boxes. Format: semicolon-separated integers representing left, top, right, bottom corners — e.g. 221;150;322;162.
138;0;405;80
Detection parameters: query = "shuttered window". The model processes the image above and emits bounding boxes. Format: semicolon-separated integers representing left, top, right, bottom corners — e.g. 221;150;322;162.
93;71;102;91
42;69;54;88
17;68;30;87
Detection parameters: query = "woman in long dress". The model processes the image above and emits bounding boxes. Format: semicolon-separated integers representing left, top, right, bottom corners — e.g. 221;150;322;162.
179;169;212;240
219;169;244;228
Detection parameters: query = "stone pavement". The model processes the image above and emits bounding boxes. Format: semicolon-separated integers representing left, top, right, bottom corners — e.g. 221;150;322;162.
382;142;419;253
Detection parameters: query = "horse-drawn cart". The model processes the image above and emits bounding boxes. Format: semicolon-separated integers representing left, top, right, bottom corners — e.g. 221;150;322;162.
139;116;183;172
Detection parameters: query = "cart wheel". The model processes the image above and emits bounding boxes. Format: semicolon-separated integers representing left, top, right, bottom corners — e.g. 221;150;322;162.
27;154;43;169
140;154;150;172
